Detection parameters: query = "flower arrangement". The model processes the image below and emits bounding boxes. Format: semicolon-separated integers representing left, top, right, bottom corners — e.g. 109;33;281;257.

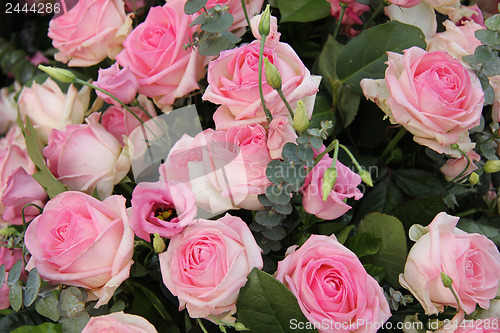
1;0;500;332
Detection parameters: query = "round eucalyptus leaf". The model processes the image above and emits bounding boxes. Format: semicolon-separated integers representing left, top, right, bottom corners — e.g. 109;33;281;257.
0;264;5;289
272;203;293;215
266;160;285;184
23;268;41;307
282;143;299;162
9;282;23;312
7;260;23;284
255;210;283;227
35;291;60;322
201;12;233;33
262;226;287;241
184;0;208;15
265;184;291;205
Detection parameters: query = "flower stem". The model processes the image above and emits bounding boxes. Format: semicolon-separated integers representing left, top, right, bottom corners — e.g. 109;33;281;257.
258;39;273;122
240;0;251;27
314;139;337;165
197;319;209;333
363;1;385;31
380;127;406;164
333;2;348;40
339;143;362;172
277;88;294;119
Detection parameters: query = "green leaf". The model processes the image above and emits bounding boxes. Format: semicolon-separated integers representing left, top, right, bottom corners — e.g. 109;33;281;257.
258;194;274;207
309;94;334;133
485;14;500;31
17;114;68;198
201;12;233;33
335;225;354;244
262;226;286;241
475;29;500;46
457;216;500;247
357;213;407;288
255;210;283;227
135;283;175;323
272;203;293;215
198;31;241;56
184;0;207;14
266;160;285;184
11;323;62;333
189;13;208;27
337;21;426;94
354;176;403;220
0;264;5;289
265;184;291;205
59;313;90;333
23;268;41;308
318;35;344;95
57;287;86;318
389;196;446;229
236;268;318;333
7;260;22;284
9;283;23;312
282;143;300;162
0;309;48;333
337;84;360;128
297;144;314;163
281;163;306;187
363;264;387;283
392;169;444;198
35;291;60;322
345;233;382;258
277;0;330;23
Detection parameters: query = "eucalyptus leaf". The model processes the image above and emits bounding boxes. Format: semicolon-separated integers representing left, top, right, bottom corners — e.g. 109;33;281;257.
7;260;22;284
237;268;318;333
201;12;233;33
23;269;42;308
184;0;207;15
11;323;62;333
475;29;500;46
265;184;291;205
0;264;5;289
297;144;314;162
255;210;283;227
282;143;299;162
485;14;500;31
59;313;90;333
198;31;240;56
266;160;285;184
272;203;293;215
9;283;23;312
258;194;274;207
337;21;426;93
189;13;208;27
35;291;60;322
262;226;287;241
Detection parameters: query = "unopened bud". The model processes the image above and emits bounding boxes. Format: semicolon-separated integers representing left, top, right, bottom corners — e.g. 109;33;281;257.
258;5;271;38
233;322;248;331
359;170;373;187
450;143;460;150
484;160;500;173
264;58;282;90
322;167;337;201
38;65;76;83
441;272;453;289
0;227;18;237
153;233;166;253
293;100;309;132
468;172;480;185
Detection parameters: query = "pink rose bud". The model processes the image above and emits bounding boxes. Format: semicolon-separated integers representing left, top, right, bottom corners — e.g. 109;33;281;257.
94;63;139;106
250;11;280;45
267;116;298;159
440;150;480;181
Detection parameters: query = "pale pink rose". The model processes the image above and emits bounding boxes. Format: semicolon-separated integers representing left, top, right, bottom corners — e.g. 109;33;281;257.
423;0;460;14
115;0;208;108
267;116;298;159
130;180;197;240
17;78;90;144
203;40;321;130
1;168;47;225
48;0;132;67
205;0;264;36
387;0;422;7
440;150;480;181
25;191;134;307
455;4;485;26
159;214;263;319
361;47;484;158
490;75;500;123
399;212;500;315
276;234;391;333
43;114;130;198
0;244;23;310
385;2;437;41
94;63;139;105
301;157;363;220
82;312;157;333
100;96;156;144
427;20;483;65
0;84;20;135
250;14;281;46
327;0;370;36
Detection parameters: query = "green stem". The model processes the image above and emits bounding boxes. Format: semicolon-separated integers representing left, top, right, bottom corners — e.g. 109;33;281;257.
197;318;209;333
240;0;251;27
333;3;348;40
339;143;363;172
314;139;337;165
380;127;406;163
258;38;273;122
131;98;154;120
331;140;340;167
277;88;294;119
363;0;385;31
450;147;471;183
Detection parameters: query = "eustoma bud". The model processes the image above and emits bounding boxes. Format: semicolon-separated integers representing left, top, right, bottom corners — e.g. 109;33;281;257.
258;5;271;38
264;58;282;90
359;170;374;187
38;65;76;83
322;167;338;201
484;160;500;173
293;100;309;132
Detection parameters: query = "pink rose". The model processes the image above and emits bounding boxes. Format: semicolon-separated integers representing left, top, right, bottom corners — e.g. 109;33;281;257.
203;40;321;130
43;114;130;198
427;20;483;65
130;180;197;240
18;78;90;144
82;312;157;333
399;212;500;315
361;47;484;157
159;214;263;319
440;150;480;181
0;84;20;135
327;0;370;36
25;191;134;307
489;75;500;123
94;63;139;105
0;244;23;310
302;157;363;220
250;13;281;46
1;168;47;225
276;234;391;333
387;0;422;7
267;116;298;159
116;0;208;108
48;0;132;66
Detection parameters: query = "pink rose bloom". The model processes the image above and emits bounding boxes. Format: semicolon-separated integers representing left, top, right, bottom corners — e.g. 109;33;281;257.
427;20;483;65
0;244;23;310
43;114;130;198
276;234;391;333
82;312;157;333
250;13;281;46
48;0;132;67
159;214;263;320
18;78;90;144
440;150;480;181
399;212;500;315
267;116;298;159
455;4;485;26
1;168;47;225
489;75;500;123
327;0;370;36
94;63;139;105
130;180;197;240
387;0;422;7
116;0;208;108
203;40;321;130
25;191;134;307
0;84;20;135
361;47;484;158
302;157;363;220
